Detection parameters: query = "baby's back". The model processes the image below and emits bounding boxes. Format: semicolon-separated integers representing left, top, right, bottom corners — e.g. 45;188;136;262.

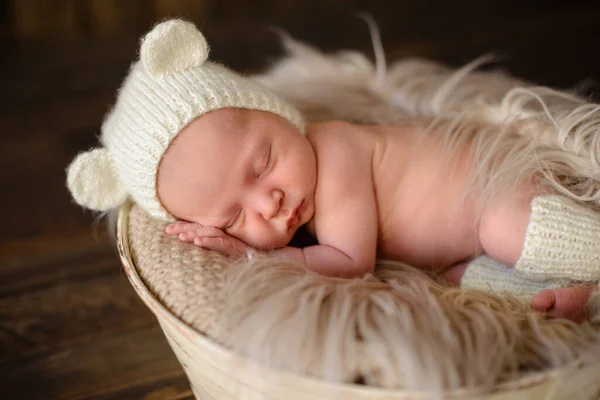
308;121;481;272
373;123;481;270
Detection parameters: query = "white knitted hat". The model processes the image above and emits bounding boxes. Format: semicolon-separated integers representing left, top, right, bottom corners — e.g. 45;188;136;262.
66;19;305;220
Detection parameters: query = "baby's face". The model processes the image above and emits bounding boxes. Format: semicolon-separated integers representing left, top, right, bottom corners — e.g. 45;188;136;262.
157;108;317;250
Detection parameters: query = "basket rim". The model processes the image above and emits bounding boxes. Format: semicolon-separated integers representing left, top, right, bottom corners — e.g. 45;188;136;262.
116;201;589;397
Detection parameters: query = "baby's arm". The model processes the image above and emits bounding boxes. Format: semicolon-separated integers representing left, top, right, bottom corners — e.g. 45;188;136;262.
285;122;379;277
166;219;376;278
272;241;377;278
270;197;377;278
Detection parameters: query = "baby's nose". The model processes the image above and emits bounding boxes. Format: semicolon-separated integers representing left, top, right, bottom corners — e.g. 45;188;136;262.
257;188;283;219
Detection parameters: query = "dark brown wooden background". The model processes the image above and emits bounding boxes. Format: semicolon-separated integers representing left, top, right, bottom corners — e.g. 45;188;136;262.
1;1;599;399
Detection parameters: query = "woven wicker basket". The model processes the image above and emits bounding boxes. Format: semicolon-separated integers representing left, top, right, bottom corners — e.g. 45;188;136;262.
116;203;600;399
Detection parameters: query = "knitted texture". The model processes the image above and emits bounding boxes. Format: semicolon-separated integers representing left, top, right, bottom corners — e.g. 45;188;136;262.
462;255;570;301
66;19;305;220
127;204;226;334
515;195;600;281
66;148;127;211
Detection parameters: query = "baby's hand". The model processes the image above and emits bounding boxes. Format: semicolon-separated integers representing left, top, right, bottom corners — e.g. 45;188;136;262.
165;221;250;257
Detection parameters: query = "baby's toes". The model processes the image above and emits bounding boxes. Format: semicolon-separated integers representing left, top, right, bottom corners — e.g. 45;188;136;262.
532;287;593;323
531;289;555;313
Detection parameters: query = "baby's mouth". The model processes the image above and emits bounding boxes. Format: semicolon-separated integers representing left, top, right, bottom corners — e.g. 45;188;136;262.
286;199;305;229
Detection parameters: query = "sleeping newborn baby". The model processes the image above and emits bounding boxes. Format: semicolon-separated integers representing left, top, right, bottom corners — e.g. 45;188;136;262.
160;108;522;276
158;107;594;321
67;20;597;321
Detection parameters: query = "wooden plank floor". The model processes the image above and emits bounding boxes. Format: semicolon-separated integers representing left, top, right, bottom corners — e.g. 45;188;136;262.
1;1;600;399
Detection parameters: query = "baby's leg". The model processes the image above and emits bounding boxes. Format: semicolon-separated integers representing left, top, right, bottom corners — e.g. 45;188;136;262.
444;255;594;322
480;185;600;282
476;186;600;321
477;181;535;267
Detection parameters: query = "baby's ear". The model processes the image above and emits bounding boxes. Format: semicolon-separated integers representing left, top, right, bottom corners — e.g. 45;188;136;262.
140;19;209;77
66;148;127;211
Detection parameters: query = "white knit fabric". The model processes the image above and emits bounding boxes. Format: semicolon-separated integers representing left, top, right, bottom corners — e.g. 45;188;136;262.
462;255;570;301
66;148;127;211
66;19;305;220
515;195;600;282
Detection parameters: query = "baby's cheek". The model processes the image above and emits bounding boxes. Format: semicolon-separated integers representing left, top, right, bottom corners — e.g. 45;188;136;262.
229;228;267;249
235;218;293;249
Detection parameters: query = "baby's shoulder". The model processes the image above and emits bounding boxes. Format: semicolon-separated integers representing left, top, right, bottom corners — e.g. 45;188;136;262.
306;121;377;159
307;121;377;199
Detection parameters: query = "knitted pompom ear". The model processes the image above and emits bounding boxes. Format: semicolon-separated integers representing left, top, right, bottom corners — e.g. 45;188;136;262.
66;148;127;211
140;19;209;77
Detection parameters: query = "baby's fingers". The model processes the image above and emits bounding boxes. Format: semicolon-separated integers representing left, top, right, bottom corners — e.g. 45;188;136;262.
165;221;197;234
166;221;221;236
193;236;248;256
177;231;200;242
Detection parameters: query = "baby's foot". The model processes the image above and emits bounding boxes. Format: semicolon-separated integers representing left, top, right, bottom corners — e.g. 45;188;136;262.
531;285;594;323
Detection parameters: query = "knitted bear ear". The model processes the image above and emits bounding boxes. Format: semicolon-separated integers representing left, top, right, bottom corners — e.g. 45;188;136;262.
140;19;209;77
66;148;127;211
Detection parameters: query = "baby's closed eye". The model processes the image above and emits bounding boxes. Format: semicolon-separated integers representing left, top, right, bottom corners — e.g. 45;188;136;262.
256;145;272;178
225;208;243;230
